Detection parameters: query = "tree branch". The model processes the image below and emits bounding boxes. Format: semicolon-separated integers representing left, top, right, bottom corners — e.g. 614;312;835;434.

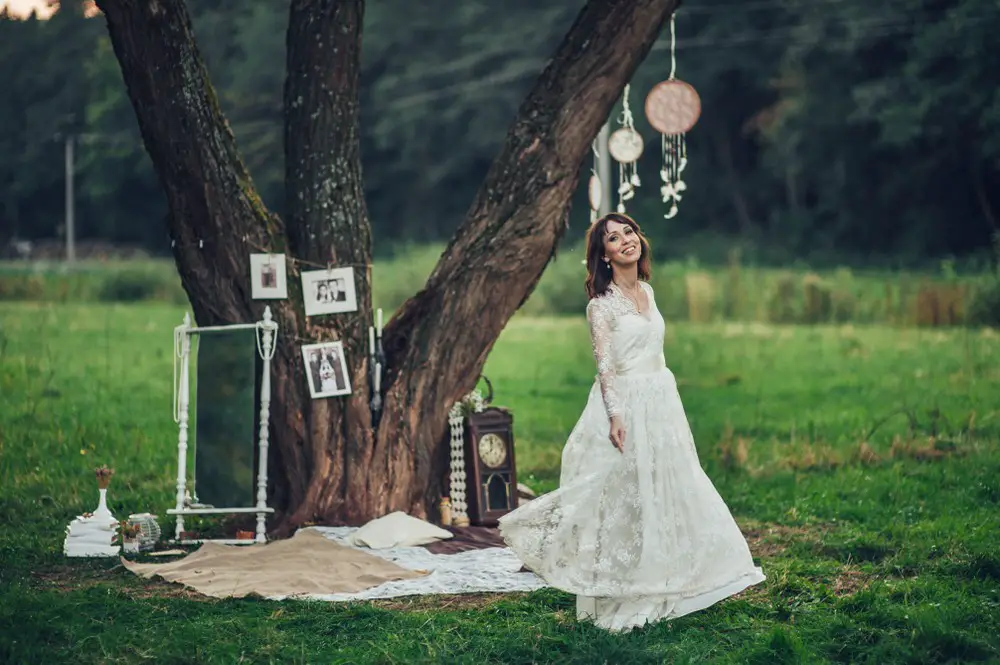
384;0;679;512
95;0;281;323
389;0;677;380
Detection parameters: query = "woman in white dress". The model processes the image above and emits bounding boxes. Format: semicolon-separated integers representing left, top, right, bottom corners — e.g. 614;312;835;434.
498;212;765;631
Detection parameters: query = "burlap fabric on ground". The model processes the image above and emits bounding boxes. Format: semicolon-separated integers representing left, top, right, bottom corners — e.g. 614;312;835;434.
122;529;427;599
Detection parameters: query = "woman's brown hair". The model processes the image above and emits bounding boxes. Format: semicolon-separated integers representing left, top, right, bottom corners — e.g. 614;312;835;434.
584;212;652;299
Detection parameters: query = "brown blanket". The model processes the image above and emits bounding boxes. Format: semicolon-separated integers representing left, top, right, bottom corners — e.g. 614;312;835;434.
423;526;508;554
122;529;426;599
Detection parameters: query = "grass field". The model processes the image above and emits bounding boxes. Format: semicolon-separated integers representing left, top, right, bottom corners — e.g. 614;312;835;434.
1;301;1000;663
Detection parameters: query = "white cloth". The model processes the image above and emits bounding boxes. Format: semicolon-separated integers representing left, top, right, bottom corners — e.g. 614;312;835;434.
347;511;453;549
498;282;766;631
299;527;547;601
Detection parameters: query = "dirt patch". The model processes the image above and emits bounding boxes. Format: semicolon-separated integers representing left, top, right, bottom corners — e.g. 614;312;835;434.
116;577;212;601
366;592;526;612
830;566;872;596
30;564;109;593
740;520;832;558
30;562;211;601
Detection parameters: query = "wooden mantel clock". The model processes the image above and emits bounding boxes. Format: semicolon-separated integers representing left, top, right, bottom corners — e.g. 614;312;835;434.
463;407;517;527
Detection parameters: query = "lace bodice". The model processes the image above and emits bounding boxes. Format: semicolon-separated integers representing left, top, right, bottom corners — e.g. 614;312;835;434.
585;282;666;420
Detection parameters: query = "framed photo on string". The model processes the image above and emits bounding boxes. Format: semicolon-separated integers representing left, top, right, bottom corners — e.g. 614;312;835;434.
301;267;357;316
249;253;288;299
301;341;352;398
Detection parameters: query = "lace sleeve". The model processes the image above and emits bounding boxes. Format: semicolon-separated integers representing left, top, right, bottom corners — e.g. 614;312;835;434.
586;298;623;420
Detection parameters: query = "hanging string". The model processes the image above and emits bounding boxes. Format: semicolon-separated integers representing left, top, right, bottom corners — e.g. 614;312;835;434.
669;13;678;80
614;84;642;213
243;237;373;272
166;234;379;347
659;11;687;220
167;235;373;271
618;84;636;129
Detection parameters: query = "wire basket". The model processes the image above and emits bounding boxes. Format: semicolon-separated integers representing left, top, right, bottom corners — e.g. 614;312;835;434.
126;513;161;551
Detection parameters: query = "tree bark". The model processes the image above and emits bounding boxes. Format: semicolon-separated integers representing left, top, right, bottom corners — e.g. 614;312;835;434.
95;0;678;530
278;0;376;524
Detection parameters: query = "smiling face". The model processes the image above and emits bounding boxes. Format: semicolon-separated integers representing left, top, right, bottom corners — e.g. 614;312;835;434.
603;219;642;268
584;212;652;298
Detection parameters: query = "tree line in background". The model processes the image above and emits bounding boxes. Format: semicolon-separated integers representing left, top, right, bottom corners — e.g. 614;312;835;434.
2;0;999;267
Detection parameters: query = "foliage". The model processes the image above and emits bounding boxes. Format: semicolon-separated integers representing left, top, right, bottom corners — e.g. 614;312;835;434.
967;279;1000;327
1;301;999;662
966;234;1000;327
95;268;174;303
0;261;186;304
1;0;999;265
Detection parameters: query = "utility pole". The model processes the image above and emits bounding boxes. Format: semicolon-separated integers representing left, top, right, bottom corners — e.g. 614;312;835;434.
65;134;76;263
597;121;611;216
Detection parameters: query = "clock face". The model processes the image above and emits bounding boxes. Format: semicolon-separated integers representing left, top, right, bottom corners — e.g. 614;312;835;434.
478;433;508;469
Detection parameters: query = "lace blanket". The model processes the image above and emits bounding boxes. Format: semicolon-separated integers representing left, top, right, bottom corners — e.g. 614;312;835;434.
275;526;547;601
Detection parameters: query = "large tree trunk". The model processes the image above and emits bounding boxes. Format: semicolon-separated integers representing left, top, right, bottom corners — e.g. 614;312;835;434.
96;0;678;531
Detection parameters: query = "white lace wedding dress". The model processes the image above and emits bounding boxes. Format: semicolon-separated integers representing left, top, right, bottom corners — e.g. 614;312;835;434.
498;281;765;631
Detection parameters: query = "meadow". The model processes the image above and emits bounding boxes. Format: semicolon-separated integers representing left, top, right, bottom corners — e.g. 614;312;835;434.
1;261;999;663
1;243;998;327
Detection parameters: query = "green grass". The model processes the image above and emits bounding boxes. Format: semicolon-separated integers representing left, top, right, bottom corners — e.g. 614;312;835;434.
2;302;1000;663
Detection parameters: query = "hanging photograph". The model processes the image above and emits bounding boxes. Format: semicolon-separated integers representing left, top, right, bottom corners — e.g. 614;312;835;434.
249;253;288;299
301;341;352;398
300;267;358;316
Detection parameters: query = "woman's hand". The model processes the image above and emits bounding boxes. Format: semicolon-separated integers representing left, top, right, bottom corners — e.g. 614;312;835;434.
609;416;626;453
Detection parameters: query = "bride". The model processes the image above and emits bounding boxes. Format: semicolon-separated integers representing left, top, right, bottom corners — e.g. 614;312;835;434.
498;212;765;631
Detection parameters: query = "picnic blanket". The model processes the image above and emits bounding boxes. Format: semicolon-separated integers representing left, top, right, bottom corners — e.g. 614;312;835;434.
121;528;427;599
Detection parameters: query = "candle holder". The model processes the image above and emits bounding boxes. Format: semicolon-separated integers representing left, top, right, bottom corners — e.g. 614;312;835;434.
369;309;387;428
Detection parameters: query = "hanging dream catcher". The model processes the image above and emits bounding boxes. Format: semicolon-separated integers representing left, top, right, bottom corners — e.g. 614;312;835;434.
645;12;701;219
608;84;645;213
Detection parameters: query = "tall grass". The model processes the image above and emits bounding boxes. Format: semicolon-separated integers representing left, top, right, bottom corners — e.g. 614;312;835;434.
0;261;186;304
375;245;998;327
2;245;996;327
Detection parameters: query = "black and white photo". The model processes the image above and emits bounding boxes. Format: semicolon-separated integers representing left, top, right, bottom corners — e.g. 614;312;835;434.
301;342;352;398
249;253;288;299
301;267;357;316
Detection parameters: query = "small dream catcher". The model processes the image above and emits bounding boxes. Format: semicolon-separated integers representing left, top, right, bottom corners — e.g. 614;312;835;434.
607;84;645;213
644;12;701;219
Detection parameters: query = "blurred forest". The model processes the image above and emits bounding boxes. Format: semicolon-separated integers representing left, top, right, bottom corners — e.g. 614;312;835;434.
2;0;999;267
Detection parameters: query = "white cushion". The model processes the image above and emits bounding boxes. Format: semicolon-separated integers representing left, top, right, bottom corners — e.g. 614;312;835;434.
348;511;454;549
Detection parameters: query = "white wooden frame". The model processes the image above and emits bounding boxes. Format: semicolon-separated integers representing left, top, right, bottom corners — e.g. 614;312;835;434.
168;307;278;545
